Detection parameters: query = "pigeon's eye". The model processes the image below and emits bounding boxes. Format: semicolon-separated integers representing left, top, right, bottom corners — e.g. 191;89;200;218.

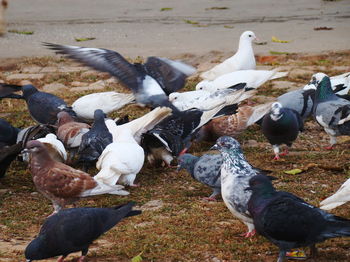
174;97;177;100
248;34;252;37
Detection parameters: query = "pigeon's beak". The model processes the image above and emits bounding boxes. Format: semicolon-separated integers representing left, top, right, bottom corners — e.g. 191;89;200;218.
245;186;252;191
254;36;259;42
210;144;219;150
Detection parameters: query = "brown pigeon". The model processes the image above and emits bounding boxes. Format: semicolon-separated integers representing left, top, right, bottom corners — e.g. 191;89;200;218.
24;140;128;214
198;102;272;141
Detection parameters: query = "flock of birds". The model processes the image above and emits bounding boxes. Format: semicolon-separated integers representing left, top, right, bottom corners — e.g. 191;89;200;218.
1;30;350;262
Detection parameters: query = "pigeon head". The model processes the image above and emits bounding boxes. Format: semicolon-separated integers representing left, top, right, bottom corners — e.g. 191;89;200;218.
168;92;180;102
240;31;257;42
270;102;283;121
246;174;275;192
312;73;335;102
25;140;46;154
195;80;211;91
22;85;38;99
177;153;198;172
212;136;242;152
25;235;51;261
57;111;74;126
94;109;107;120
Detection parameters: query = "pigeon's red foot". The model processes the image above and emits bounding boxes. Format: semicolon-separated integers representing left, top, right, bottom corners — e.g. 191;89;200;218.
324;145;334;150
280;149;289;156
240;229;256;238
273;155;280;160
202;196;217;202
130;183;140;187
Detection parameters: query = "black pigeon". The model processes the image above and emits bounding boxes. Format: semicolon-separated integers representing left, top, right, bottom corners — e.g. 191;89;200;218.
247;174;350;262
261;102;303;160
25;202;141;262
22;84;76;125
44;43;195;111
0;83;23;99
78;109;113;171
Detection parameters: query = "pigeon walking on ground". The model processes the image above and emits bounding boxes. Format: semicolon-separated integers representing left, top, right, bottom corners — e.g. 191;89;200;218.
312;73;350;149
247;174;350;262
320;177;350;211
21;84;76;125
262;102;303;160
25;202;141;262
24;140;129;214
177;153;222;200
211;136;259;237
200;31;257;81
72;91;135;121
78;109;112;171
197;69;287;92
44;43;195;112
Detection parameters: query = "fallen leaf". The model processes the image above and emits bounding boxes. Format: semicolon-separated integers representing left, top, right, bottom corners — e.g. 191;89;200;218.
131;252;143;262
224;25;234;29
272;36;291;43
254;41;267;45
284;169;303;175
269;51;289;55
75;37;96;42
8;30;34;35
160;7;173;11
205;7;229;10
314;27;333;31
183;19;199;25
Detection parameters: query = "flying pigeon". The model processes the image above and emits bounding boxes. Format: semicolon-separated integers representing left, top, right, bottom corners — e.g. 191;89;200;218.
36;133;67;163
200;31;257;81
72;91;135;121
25;202;141;262
78;109;113;171
312;73;350;149
198;102;273;141
141;105;227;166
197;69;288;92
177;153;222;200
24;140;129;214
95;128;145;187
21;84;76;125
44;43;195;111
0;83;23;99
56;111;90;150
211;136;259;237
169;83;250;111
320;177;350;211
261;102;303;159
247;174;350;262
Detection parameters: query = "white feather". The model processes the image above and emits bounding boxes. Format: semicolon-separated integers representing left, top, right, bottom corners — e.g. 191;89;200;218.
37;133;67;161
320;178;350;210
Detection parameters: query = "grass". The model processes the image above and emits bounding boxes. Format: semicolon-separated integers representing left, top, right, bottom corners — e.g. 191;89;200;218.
1;51;350;261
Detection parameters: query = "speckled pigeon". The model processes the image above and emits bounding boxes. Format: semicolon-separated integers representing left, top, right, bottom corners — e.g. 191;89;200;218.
25;202;141;262
177;153;222;200
261;102;303;159
247;174;350;262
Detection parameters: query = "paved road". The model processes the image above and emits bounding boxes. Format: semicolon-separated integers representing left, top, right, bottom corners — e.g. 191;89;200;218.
1;0;350;58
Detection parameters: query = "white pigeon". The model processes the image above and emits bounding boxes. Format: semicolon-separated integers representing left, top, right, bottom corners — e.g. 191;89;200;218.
196;69;288;92
37;133;67;163
95;128;145;187
200;31;257;81
72;91;135;121
169;85;251;111
320;178;350;210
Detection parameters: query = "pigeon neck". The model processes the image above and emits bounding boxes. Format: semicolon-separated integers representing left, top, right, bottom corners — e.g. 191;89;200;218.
92;116;108;131
315;77;337;103
249;187;276;216
237;38;253;54
221;148;253;175
29;148;55;174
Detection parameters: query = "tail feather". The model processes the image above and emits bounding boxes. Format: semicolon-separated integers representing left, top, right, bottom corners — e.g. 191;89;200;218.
270;71;288;80
80;179;129;196
323;215;350;238
246;102;274;126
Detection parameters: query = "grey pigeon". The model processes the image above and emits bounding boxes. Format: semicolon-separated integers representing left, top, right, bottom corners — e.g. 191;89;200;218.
44;43;195;112
25;202;141;262
22;84;76;125
247;174;350;262
0;83;23;99
211;136;258;237
78;109;113;171
312;73;350;149
177;153;222;200
261;102;303;160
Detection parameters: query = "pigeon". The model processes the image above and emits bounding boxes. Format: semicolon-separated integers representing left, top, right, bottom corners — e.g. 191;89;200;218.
44;43;195;111
320;177;350;210
312;73;350;149
0;83;23;99
177;153;222;200
198;102;273;141
200;31;257;81
36;133;67;163
197;69;288;92
0;118;20;178
72;91;135;121
25;202;141;262
56;111;90;150
141;105;227;166
95;128;145;187
22;84;76;125
211;136;258;237
169;83;250;111
24;140;128;214
247;174;350;262
78;109;113;171
261;102;303;160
